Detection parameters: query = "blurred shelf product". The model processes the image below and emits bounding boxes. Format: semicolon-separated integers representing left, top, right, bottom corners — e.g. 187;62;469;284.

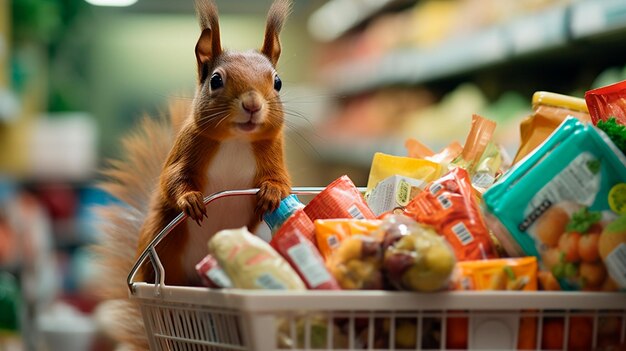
308;0;417;42
319;0;626;95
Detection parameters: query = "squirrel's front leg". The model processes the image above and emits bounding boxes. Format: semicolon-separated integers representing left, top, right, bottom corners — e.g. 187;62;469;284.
253;138;291;218
160;136;219;225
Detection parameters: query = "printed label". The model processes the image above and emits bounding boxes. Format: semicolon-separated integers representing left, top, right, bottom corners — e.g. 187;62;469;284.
327;235;339;248
472;172;495;189
206;267;233;288
430;183;444;195
605;243;626;288
348;205;365;219
255;273;286;290
396;179;411;207
609;183;626;215
437;194;452;210
287;242;332;288
451;221;474;246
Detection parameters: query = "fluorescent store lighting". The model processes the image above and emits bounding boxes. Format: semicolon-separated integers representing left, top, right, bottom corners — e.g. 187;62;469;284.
85;0;138;7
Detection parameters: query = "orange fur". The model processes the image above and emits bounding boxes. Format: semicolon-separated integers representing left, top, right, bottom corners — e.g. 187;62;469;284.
94;1;292;349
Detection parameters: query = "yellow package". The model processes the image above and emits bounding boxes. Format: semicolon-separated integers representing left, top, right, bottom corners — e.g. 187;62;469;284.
453;256;537;291
513;92;590;165
314;219;382;260
366;152;442;195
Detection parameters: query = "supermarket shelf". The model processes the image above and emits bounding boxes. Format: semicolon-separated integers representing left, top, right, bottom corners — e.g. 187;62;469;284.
323;0;626;95
308;0;417;42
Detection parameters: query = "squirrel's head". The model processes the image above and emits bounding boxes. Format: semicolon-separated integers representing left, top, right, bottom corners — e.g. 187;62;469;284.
192;0;291;141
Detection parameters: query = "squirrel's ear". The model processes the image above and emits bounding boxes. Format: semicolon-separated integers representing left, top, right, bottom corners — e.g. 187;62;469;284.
195;0;222;78
261;0;291;66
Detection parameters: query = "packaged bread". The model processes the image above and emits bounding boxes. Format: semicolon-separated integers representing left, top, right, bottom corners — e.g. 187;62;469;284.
208;227;305;290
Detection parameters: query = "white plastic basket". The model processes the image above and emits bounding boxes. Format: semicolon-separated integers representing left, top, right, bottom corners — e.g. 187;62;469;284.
127;188;626;351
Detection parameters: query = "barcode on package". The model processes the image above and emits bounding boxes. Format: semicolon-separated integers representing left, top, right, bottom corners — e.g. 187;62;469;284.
430;183;444;195
255;273;286;290
348;205;365;219
327;235;339;248
605;243;626;288
451;222;474;246
437;194;451;209
288;243;332;288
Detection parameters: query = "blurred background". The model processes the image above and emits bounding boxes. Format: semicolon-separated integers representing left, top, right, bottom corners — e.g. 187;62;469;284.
1;0;626;350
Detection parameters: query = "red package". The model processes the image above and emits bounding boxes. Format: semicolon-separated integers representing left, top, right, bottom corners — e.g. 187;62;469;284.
403;168;497;261
272;226;341;290
304;175;375;221
195;254;233;288
270;209;316;247
585;80;626;125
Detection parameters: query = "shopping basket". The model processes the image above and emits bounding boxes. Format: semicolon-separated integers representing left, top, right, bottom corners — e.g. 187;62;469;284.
127;188;626;351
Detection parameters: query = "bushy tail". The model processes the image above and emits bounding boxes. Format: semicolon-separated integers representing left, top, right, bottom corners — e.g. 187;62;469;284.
92;101;189;350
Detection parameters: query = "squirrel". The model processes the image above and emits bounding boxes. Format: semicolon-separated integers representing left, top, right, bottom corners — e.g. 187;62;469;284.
93;0;292;349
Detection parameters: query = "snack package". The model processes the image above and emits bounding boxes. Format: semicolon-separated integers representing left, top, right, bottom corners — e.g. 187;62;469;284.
365;153;443;196
379;215;456;292
326;235;385;290
208;227;305;290
403;167;498;261
483;117;626;290
264;194;305;234
195;254;233;289
314;219;382;260
452;257;538;291
270;209;316;246
513;91;590;164
366;175;426;216
405;138;464;166
304;175;376;221
451;257;538;350
586;80;626;126
404;138;435;159
452;114;496;172
271;229;340;290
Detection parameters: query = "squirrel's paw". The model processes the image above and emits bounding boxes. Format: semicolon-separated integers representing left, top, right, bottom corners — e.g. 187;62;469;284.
256;182;289;218
178;191;207;225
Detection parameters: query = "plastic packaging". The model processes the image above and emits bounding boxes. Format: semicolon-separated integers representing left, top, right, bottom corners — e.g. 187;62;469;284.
452;257;538;291
403;167;498;261
586;80;626;126
304;175;375;221
513;91;590;164
194;254;233;289
208;227;305;290
483;117;626;290
326;235;385;290
263;194;305;234
379;215;456;292
366;175;426;216
365;153;442;197
314;219;382;260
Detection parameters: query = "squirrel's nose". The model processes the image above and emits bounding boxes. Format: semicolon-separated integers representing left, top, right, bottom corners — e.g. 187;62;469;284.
241;93;262;114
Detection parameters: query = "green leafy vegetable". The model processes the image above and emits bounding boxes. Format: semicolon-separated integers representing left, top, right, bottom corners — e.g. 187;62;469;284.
597;117;626;155
566;207;602;233
586;159;601;174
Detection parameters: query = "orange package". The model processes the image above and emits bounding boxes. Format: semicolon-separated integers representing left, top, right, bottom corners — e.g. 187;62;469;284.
405;138;463;165
586;79;626;126
403;167;497;261
451;257;538;350
304;175;376;221
314;219;382;260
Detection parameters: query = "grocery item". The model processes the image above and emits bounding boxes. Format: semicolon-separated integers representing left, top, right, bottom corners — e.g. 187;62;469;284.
483;117;626;290
586;79;626;126
513;91;590;165
207;227;305;290
276;315;348;349
271;228;340;290
326;235;385;290
366;175;426;216
404;167;498;261
304;175;376;221
194;254;233;289
452;257;538;291
314;218;382;260
263;194;305;234
452;114;496;173
365;153;442;196
270;208;316;246
379;215;456;292
404;138;434;159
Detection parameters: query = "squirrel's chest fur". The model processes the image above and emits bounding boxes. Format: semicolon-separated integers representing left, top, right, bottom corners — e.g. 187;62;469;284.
182;139;257;281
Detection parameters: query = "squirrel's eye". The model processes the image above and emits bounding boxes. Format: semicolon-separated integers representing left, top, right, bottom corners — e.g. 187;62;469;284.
274;75;282;92
210;73;224;90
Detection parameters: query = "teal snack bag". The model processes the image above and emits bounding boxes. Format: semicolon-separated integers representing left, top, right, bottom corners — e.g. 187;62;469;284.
483;117;626;291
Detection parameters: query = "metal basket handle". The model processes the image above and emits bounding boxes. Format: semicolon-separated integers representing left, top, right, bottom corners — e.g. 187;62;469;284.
126;187;366;294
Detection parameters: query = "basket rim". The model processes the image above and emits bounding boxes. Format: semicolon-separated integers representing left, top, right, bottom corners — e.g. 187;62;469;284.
130;283;626;312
